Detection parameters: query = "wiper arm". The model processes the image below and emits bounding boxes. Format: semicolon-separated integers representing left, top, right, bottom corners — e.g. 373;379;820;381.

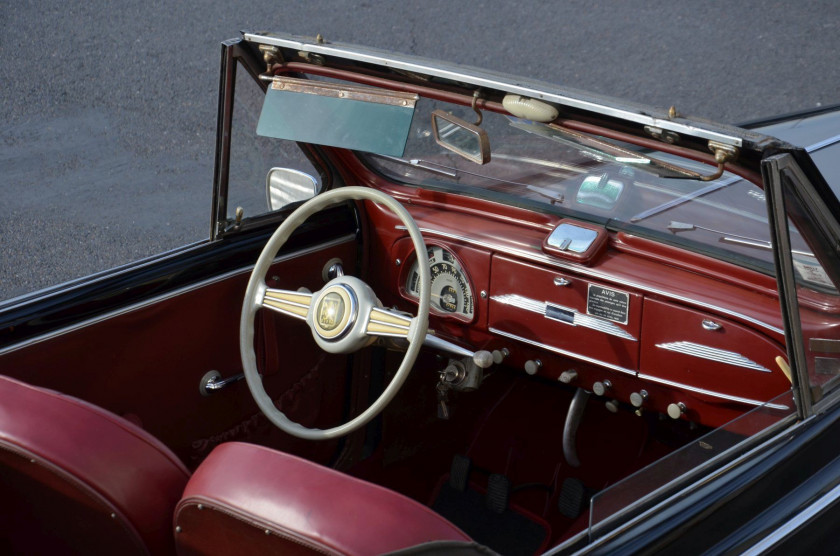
374;154;457;178
526;184;565;205
668;221;814;257
630;175;741;223
372;154;553;193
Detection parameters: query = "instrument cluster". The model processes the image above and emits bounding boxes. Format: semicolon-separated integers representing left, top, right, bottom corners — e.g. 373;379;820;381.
404;245;475;321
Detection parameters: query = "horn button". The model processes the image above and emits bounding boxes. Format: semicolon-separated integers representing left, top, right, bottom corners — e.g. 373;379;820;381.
313;284;356;340
307;276;377;354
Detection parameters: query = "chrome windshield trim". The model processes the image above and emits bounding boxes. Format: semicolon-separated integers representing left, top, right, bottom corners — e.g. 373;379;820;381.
806;132;840;153
488;327;637;377
398;225;784;336
656;341;773;373
0;235;357;356
244;33;743;148
492;293;637;341
638;373;790;410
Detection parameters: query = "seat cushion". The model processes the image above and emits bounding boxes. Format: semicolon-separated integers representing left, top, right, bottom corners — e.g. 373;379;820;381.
174;442;471;555
0;375;190;555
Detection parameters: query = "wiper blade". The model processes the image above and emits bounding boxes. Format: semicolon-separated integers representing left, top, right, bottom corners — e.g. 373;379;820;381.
526;184;565;205
372;154;546;191
630;175;741;222
374;154;457;178
667;220;814;257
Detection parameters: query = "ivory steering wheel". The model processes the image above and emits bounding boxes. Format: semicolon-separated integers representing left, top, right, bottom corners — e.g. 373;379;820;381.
240;186;430;440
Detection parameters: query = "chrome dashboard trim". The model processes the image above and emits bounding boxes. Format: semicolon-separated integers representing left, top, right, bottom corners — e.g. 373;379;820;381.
656;341;773;373
637;373;790;410
488;327;637;377
397;225;784;336
493;293;637;341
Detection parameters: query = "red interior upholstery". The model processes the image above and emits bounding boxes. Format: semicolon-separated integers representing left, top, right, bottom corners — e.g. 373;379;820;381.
0;375;190;555
174;442;471;555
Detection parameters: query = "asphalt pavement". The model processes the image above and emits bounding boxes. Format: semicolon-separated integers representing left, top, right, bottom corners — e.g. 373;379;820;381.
2;1;839;299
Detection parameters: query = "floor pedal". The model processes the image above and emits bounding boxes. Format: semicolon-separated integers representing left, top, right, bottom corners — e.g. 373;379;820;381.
558;477;587;519
485;474;511;514
449;455;472;492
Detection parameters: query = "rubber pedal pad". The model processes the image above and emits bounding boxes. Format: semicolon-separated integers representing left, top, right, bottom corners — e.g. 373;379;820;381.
449;454;472;492
485;474;511;514
558;477;586;519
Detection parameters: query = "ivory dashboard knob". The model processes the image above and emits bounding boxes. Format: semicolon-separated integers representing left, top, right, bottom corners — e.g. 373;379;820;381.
667;402;687;419
492;348;510;365
630;390;648;408
524;359;542;375
605;399;619;413
592;380;612;397
473;350;494;369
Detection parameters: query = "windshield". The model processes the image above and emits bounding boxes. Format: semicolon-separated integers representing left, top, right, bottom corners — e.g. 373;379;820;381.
362;97;829;288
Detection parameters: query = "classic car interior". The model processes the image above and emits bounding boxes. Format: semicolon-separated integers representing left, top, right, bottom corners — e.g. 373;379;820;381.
2;32;840;555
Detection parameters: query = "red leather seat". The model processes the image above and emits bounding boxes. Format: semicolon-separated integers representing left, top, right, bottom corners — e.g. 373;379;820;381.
174;442;472;555
0;375;191;555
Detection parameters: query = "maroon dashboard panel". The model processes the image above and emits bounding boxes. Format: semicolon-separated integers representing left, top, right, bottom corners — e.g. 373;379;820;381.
639;299;789;404
488;255;642;374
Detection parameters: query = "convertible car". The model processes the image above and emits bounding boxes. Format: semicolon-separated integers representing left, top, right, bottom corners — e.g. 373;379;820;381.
3;31;840;555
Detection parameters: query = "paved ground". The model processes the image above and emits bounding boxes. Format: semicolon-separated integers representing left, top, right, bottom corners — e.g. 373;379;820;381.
2;1;839;299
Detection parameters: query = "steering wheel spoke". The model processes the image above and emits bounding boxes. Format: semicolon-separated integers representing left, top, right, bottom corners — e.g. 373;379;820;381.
366;307;414;339
261;287;313;320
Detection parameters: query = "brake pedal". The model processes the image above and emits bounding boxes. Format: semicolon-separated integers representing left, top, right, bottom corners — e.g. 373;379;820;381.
485;474;511;514
449;454;472;492
558;477;587;519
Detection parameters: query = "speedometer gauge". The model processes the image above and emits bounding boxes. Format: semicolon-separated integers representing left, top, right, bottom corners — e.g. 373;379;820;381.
406;246;475;320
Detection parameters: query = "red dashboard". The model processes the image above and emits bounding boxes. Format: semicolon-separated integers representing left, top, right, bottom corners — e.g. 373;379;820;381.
363;191;794;429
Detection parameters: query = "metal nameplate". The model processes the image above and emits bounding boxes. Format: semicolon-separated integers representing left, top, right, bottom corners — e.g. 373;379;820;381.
586;284;629;325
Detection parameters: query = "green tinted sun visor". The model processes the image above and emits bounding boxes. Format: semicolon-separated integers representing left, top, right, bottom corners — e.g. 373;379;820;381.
257;77;418;157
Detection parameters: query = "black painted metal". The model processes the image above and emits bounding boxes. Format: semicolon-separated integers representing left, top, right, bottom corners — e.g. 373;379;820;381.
0;205;358;348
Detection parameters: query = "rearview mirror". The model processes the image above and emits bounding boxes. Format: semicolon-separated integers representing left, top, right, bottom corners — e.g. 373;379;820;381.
431;110;491;165
266;168;320;211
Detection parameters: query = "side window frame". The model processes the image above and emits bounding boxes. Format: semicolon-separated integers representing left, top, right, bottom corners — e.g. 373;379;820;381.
763;152;840;417
210;39;332;239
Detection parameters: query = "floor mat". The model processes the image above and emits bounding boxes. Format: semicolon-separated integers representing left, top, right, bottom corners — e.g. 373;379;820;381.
432;483;549;556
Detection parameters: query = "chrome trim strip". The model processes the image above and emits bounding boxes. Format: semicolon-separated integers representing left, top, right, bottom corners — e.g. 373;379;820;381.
244;33;743;148
743;482;840;555
0;235;358;356
397;225;784;336
806;132;840;153
656;341;773;373
488;327;637;377
637;373;790;410
493;293;636;341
